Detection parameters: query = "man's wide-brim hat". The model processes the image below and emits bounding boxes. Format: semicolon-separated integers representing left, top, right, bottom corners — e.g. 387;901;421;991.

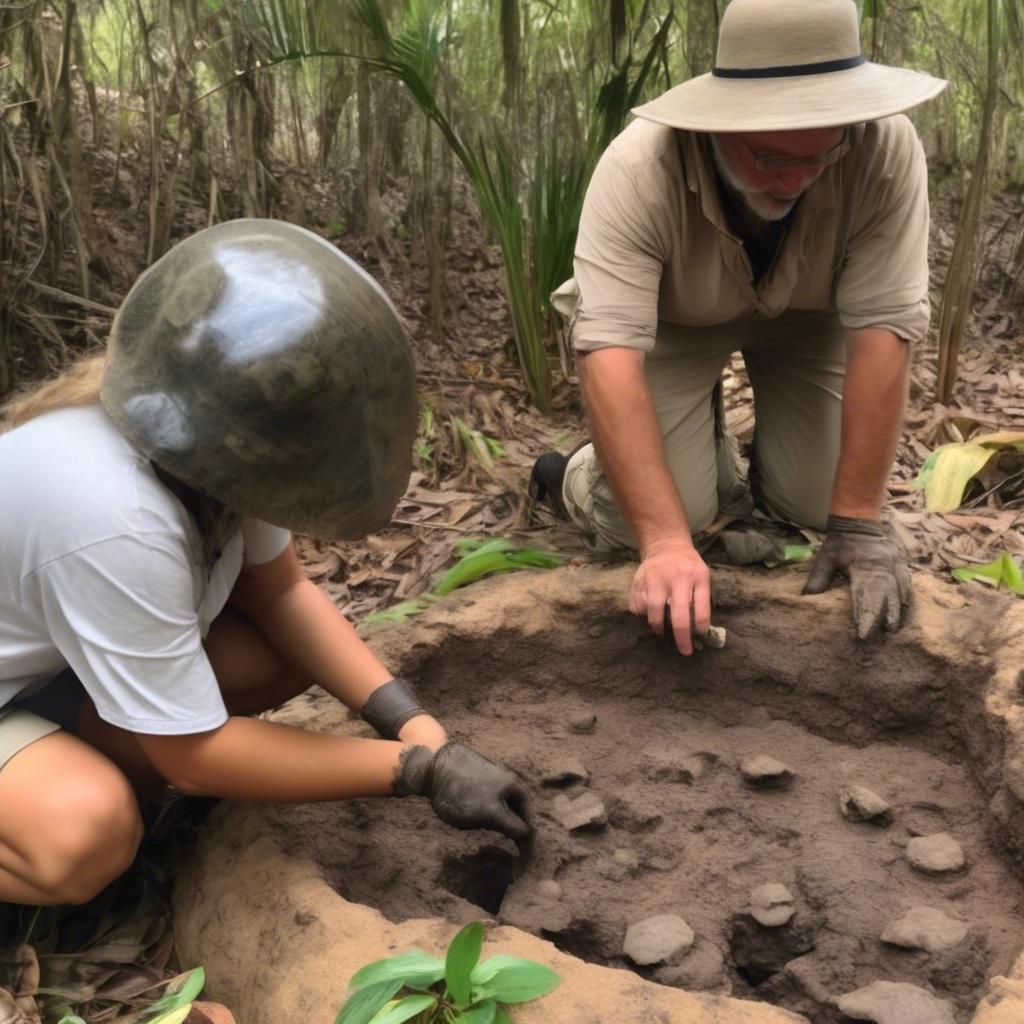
633;0;947;133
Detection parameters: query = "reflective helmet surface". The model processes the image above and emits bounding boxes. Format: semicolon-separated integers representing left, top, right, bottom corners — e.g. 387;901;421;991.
101;219;417;540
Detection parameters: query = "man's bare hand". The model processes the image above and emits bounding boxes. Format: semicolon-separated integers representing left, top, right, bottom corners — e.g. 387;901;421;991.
629;538;712;655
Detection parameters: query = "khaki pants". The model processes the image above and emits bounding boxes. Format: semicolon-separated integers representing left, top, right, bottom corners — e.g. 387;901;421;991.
563;310;847;549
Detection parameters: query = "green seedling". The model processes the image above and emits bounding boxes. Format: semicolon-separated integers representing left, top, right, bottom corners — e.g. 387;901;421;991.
335;921;561;1024
364;539;563;628
57;966;205;1024
952;551;1024;595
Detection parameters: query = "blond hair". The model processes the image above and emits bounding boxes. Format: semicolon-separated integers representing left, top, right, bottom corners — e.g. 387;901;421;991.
0;354;107;433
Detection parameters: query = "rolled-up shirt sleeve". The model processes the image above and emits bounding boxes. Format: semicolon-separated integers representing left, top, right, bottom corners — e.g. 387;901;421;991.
572;146;668;353
837;118;931;344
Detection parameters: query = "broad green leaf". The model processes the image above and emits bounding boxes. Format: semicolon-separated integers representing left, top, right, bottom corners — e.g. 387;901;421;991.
349;950;445;991
336;979;404;1024
494;1009;514;1024
368;994;438;1024
458;1000;497;1023
952;552;1024;595
470;956;561;1004
147;1008;192;1024
445;922;483;1009
57;1017;88;1024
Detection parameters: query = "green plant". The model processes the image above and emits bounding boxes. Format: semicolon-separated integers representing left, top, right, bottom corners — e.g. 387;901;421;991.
363;538;564;627
335;921;561;1024
952;551;1024;594
56;967;205;1024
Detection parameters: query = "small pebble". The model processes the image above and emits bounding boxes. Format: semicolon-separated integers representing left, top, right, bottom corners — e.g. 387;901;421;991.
748;883;795;927
881;907;967;953
740;755;795;789
906;833;966;874
567;713;598;735
623;914;695;966
552;791;608;832
836;980;956;1024
536;879;562;899
839;785;893;825
541;758;590;786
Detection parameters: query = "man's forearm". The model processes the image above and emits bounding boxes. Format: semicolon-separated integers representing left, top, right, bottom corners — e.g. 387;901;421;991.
578;348;693;554
830;328;910;519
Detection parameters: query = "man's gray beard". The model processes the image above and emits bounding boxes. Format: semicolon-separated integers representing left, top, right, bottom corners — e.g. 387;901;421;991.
710;136;798;224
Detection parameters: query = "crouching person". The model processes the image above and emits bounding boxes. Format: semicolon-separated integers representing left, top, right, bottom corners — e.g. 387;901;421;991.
0;219;530;906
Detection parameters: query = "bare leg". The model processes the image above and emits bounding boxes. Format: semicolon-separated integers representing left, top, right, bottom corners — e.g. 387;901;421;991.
0;732;142;905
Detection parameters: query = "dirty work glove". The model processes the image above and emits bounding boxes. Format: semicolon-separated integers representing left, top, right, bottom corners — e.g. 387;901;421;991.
395;743;532;841
803;515;911;640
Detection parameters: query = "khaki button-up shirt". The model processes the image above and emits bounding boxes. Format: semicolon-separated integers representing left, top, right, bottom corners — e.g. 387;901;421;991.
569;114;931;353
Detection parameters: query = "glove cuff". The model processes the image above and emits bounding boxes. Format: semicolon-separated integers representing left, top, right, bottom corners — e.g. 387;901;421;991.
361;677;427;739
393;744;436;797
826;514;886;538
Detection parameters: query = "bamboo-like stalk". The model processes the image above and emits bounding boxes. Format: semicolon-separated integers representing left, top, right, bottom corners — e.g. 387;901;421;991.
935;0;1005;404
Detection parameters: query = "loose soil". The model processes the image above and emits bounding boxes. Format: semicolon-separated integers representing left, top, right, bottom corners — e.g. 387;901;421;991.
257;568;1024;1024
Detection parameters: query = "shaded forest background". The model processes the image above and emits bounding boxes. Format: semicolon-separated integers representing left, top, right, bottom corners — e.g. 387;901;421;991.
1;0;1023;412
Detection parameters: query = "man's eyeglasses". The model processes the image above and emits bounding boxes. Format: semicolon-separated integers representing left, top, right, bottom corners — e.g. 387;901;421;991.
739;129;850;173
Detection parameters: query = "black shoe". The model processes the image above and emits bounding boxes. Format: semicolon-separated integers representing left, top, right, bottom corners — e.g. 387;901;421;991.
529;451;571;520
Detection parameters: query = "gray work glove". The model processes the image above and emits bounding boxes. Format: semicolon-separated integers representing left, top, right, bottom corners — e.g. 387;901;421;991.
395;742;532;841
802;515;911;640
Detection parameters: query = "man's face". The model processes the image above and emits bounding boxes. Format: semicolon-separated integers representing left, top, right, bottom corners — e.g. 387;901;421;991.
711;127;847;222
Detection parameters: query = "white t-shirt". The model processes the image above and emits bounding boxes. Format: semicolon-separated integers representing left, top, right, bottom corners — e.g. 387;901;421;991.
0;404;291;734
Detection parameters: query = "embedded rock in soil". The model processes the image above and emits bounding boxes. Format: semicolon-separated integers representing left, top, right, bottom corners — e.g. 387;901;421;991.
881;906;968;953
540;757;589;786
741;755;795;789
839;785;893;825
567;712;598;734
749;883;796;927
654;940;727;992
623;914;695;966
906;832;967;874
173;565;1024;1024
552;790;607;831
836;980;956;1024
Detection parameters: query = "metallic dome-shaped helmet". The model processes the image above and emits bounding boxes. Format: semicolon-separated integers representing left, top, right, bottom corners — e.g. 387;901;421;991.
101;219;417;540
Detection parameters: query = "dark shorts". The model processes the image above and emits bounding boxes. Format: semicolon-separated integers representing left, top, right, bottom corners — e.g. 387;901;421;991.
0;669;87;771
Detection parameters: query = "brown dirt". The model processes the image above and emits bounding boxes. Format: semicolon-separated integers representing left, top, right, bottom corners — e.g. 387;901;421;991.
248;566;1024;1024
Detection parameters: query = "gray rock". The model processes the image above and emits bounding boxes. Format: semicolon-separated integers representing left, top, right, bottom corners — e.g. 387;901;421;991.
748;883;795;927
536;879;562;899
653;940;726;992
567;713;597;735
839;785;893;825
553;791;607;831
905;833;966;874
836;980;956;1024
623;914;695;966
541;758;590;786
881;906;968;953
740;755;795;789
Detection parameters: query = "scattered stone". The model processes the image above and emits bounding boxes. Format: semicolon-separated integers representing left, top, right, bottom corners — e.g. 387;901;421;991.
881;906;968;953
641;749;716;784
748;883;796;927
836;980;956;1024
499;878;573;935
693;624;727;650
552;791;607;832
536;879;562;899
623;914;695;966
729;906;823;976
653;940;726;992
608;797;662;832
541;758;590;786
839;785;893;825
906;833;966;874
567;713;597;735
740;755;795;789
598;847;641;882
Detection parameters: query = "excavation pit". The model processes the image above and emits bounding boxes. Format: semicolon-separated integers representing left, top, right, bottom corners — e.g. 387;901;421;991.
175;565;1024;1024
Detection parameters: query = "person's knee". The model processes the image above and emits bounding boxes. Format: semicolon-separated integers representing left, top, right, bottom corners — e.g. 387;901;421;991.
37;774;142;903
